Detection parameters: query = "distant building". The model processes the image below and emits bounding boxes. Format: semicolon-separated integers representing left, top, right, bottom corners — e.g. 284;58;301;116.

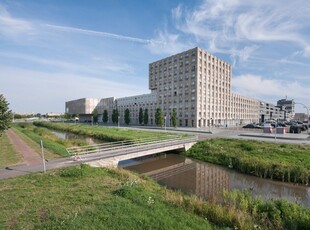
294;113;309;122
46;112;63;117
259;101;285;122
277;98;294;120
66;98;100;122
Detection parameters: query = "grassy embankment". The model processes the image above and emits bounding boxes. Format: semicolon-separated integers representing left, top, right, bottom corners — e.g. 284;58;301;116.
0;131;23;167
12;123;92;158
0;165;309;230
184;139;310;185
33;121;182;142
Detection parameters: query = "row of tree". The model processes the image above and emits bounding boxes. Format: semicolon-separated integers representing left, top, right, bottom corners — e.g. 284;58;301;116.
92;107;177;128
155;108;177;128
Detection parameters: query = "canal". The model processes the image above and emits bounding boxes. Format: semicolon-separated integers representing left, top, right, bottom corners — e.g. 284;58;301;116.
121;153;310;207
51;130;104;144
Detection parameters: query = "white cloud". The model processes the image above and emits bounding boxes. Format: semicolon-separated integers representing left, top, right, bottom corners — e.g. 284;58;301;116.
146;30;193;55
303;46;310;57
0;5;35;38
0;66;143;113
0;52;134;75
232;74;310;102
230;45;260;66
171;0;310;62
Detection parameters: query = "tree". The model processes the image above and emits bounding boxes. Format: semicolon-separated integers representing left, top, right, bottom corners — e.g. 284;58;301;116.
102;110;108;123
172;108;177;128
155;108;163;127
92;109;98;123
64;113;72;120
138;108;143;125
0;94;13;135
124;108;130;125
143;109;149;126
112;109;119;124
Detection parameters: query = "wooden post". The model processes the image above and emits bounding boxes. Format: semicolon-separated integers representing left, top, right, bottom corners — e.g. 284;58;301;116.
40;140;46;173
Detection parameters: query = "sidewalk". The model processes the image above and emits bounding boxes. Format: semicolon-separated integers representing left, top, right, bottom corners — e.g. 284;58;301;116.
239;132;309;141
128;125;310;141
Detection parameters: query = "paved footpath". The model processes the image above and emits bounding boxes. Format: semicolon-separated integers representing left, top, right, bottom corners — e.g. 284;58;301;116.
1;129;84;180
6;128;42;165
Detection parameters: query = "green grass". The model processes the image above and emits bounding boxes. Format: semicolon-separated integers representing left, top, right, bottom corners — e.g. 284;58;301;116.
13;123;76;157
33;121;182;142
0;165;309;230
11;126;60;161
184;139;310;184
0;131;23;167
0;165;216;230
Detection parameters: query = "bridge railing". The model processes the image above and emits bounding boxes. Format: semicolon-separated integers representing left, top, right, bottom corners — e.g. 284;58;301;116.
66;135;197;157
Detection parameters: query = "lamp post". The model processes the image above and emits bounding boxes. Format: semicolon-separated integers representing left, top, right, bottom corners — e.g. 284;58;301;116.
118;115;120;128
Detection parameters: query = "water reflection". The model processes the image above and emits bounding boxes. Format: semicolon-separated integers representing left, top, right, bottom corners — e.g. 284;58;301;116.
51;130;103;145
123;154;310;207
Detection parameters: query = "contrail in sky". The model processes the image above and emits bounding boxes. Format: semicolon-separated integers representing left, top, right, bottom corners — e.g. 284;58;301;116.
44;24;156;44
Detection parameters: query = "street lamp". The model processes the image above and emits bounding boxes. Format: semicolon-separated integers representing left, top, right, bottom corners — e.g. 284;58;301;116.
118;115;120;128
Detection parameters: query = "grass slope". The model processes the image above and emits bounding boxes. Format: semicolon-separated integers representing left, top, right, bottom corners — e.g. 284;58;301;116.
0;165;309;230
0;165;215;230
13;124;69;158
0;131;22;167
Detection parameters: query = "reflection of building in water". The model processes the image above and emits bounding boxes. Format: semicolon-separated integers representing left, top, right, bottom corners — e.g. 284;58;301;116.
126;154;229;200
195;163;229;200
125;154;310;207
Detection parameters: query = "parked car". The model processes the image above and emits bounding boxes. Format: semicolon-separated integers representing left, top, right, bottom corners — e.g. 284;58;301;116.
301;124;308;131
243;124;262;129
277;122;287;127
289;125;302;133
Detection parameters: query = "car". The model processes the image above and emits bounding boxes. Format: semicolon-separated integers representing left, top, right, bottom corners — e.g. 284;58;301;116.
289;125;302;133
243;124;262;129
301;124;308;131
277;122;287;127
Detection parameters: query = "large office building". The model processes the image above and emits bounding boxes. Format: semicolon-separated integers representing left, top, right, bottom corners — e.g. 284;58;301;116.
66;47;288;127
148;47;259;127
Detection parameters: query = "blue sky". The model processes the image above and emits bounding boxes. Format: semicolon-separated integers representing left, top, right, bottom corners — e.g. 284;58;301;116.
0;0;309;114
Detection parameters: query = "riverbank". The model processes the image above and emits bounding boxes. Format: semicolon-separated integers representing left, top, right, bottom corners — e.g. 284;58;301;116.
0;165;309;229
12;123;94;158
33;121;181;142
184;139;310;185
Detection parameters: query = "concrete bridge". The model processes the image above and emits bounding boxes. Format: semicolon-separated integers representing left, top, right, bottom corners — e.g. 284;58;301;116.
66;135;198;167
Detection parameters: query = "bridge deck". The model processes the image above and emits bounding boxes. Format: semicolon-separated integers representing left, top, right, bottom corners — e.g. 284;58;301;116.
66;135;197;167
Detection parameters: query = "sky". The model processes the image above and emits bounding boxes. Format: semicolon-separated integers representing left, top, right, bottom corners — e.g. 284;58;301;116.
0;0;309;114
